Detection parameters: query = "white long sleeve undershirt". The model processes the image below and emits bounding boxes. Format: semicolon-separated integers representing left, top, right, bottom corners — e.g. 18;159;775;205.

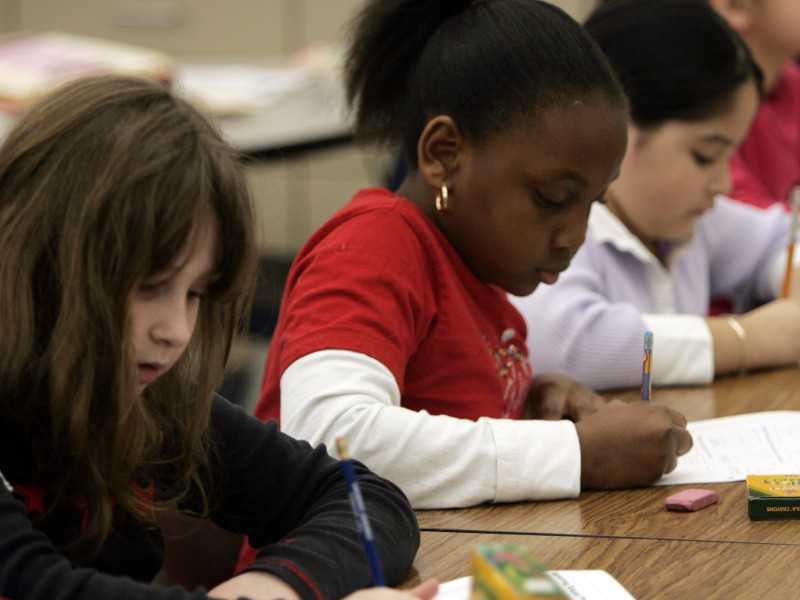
280;349;581;508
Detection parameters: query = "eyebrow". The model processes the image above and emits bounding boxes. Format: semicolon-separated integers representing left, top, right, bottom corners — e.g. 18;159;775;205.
538;169;588;189
145;259;218;285
696;134;735;146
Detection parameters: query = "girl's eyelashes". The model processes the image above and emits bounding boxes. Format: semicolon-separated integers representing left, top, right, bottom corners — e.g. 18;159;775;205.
137;276;206;300
534;190;564;210
137;279;167;296
692;150;715;166
534;188;603;209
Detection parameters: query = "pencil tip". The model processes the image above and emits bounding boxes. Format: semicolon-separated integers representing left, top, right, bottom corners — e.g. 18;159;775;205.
335;435;350;460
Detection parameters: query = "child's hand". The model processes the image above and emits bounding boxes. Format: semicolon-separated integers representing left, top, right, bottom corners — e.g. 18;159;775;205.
344;580;439;600
209;571;301;599
524;372;606;421
575;400;692;490
209;573;439;600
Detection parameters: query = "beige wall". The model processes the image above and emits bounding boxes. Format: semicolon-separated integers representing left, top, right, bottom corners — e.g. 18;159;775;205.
0;0;19;31
3;1;596;52
2;0;598;254
2;0;363;56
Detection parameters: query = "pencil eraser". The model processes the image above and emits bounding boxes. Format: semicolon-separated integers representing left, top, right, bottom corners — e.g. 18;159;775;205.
664;489;719;512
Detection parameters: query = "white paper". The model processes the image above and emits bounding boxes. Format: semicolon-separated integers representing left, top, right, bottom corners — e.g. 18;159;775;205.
655;411;800;486
434;572;635;600
176;63;319;115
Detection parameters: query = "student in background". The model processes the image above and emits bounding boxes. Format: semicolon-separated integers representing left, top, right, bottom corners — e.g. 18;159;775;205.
0;74;430;600
246;0;692;517
708;0;800;209
511;0;800;391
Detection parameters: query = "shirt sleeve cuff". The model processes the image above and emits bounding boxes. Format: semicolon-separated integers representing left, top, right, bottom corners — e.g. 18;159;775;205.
642;313;713;385
487;418;581;502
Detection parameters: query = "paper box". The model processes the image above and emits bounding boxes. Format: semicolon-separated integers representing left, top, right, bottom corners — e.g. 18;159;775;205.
747;474;800;520
471;543;567;599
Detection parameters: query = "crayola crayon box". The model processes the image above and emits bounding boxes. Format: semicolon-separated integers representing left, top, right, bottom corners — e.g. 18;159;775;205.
471;543;567;599
747;474;800;520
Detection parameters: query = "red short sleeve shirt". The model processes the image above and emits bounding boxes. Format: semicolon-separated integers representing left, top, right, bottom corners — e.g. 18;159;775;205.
256;188;533;424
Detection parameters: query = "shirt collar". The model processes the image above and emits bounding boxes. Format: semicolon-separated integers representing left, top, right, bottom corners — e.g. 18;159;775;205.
589;202;694;269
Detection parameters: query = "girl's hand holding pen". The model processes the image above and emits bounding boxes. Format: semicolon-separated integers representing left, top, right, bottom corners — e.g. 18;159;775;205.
523;372;606;421
576;400;693;490
525;368;692;491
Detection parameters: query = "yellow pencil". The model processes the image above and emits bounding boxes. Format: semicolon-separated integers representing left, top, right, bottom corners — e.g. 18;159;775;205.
781;187;800;298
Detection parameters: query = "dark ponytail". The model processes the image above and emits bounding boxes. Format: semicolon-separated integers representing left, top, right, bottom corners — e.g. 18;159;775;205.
345;0;627;167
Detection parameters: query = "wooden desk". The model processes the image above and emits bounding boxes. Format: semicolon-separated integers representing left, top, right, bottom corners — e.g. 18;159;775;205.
417;367;800;545
407;530;800;599
604;365;800;422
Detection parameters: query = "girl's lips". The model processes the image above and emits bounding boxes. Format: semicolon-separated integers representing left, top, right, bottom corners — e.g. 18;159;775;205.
137;363;163;386
538;269;561;285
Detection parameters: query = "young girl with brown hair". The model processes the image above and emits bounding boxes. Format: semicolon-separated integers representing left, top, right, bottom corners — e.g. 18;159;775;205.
0;74;427;600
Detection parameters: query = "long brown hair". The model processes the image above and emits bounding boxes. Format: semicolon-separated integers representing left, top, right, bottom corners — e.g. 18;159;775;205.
0;75;257;562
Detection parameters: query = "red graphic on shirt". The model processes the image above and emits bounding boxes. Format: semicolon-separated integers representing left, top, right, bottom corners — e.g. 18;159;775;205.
12;484;46;520
11;481;155;532
486;328;532;418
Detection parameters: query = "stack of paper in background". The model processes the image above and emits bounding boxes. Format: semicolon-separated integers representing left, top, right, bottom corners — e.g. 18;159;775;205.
176;43;345;118
0;31;176;114
176;62;323;117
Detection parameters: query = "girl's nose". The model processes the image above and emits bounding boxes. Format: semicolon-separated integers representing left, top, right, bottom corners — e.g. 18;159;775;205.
552;207;589;250
151;298;194;348
708;164;732;198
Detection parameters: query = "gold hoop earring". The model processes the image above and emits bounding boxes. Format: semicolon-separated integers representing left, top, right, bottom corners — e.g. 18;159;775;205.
435;185;449;212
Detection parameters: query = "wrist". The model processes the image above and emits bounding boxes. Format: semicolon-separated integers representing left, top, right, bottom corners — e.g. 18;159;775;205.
724;316;747;375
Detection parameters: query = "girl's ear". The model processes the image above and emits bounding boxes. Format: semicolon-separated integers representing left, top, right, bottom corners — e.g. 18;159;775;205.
708;0;757;34
416;115;463;190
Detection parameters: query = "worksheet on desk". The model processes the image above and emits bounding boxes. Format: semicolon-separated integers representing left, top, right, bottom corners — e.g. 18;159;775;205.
435;572;635;600
655;410;800;486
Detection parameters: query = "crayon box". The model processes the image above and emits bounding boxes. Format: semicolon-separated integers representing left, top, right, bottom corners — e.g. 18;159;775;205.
747;474;800;520
471;543;567;599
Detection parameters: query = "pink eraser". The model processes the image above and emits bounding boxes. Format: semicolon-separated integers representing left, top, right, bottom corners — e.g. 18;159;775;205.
664;489;719;512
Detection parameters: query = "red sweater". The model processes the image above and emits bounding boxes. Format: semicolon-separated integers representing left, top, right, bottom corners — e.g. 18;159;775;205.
731;61;800;210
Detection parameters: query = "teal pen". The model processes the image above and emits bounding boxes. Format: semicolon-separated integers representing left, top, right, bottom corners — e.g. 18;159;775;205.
641;331;653;401
335;436;387;587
